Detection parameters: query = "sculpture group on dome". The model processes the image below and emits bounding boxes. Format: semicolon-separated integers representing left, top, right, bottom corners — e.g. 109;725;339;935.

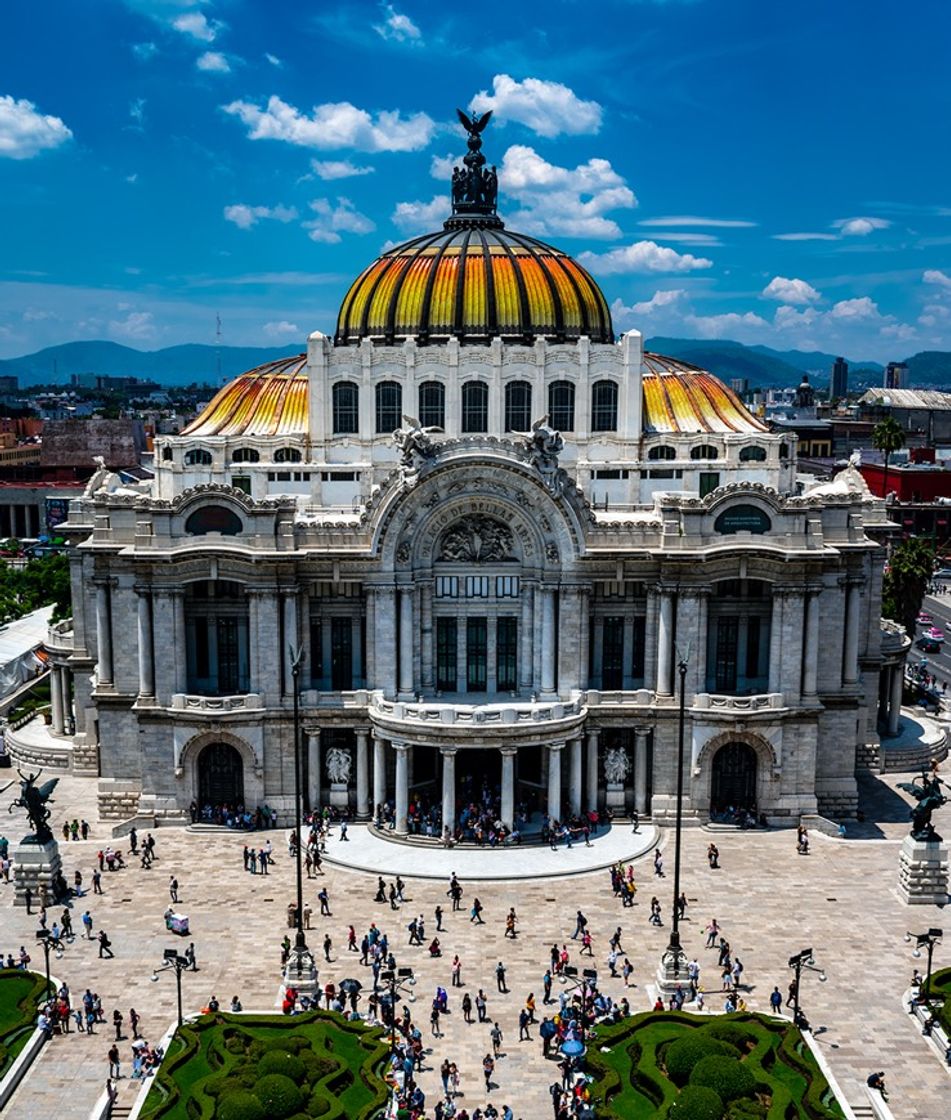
451;108;499;217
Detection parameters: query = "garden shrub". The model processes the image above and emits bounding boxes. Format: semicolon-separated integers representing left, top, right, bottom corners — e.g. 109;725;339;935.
217;1090;266;1120
668;1084;725;1120
225;1036;246;1055
263;1035;308;1054
726;1097;767;1120
257;1049;306;1083
689;1056;756;1103
253;1073;303;1119
701;1022;756;1051
664;1035;736;1085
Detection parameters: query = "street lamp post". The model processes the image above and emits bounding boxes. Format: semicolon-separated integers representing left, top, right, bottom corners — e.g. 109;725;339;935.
787;948;826;1030
379;967;415;1054
283;646;318;995
906;928;943;1005
658;655;689;996
34;929;61;998
151;949;189;1027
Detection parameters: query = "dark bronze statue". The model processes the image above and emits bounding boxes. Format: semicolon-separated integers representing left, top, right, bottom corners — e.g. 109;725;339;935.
9;769;59;844
451;109;498;216
897;770;948;843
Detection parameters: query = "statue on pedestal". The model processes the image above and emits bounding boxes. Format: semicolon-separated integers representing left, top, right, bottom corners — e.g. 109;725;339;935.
9;769;59;844
897;768;948;843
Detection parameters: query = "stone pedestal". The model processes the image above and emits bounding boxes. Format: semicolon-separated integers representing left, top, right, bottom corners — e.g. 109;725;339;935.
13;838;63;908
897;835;949;905
282;942;319;997
605;782;626;812
329;782;350;810
655;934;690;999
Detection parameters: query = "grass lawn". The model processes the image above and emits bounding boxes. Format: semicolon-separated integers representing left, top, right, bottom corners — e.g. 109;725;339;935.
138;1010;391;1120
586;1010;846;1119
922;966;951;1036
0;970;49;1080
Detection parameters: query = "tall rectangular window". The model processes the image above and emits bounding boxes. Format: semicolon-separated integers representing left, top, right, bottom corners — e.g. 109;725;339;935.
504;380;532;432
419;381;446;429
715;616;739;693
466;617;487;692
436;618;457;691
461;381;488;433
699;471;720;498
310;620;323;685
330;617;353;691
602;616;625;689
591;380;619;432
745;616;761;680
548;380;575;431
631;615;646;680
496;617;518;691
375;381;402;433
217;618;241;694
332;382;359;435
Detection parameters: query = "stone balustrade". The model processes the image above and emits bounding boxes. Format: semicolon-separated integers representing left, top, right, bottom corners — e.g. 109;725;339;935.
693;692;784;712
369;691;585;728
45;617;74;655
169;693;264;713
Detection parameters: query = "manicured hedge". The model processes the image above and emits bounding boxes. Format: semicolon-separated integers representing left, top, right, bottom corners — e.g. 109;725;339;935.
668;1084;725;1120
0;970;54;1079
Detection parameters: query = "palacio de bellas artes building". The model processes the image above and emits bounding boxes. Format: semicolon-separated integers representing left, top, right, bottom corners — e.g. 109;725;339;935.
51;114;892;839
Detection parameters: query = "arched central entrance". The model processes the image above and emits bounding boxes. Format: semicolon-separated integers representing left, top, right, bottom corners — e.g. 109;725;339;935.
710;742;757;817
197;741;245;806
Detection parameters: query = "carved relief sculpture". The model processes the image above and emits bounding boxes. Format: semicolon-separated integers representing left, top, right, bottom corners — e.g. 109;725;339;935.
516;415;568;497
603;747;631;785
438;515;515;563
325;748;352;785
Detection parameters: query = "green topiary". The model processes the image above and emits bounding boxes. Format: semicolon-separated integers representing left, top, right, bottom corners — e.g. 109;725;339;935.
263;1035;307;1054
257;1050;306;1084
253;1073;304;1119
664;1035;737;1086
689;1056;756;1103
225;1035;246;1055
668;1084;725;1120
701;1022;756;1051
218;1089;266;1120
726;1098;768;1119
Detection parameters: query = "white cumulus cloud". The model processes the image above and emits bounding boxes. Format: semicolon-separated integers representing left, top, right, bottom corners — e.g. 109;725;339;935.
172;11;219;41
827;296;881;320
264;53;282;67
392;195;446;234
578;240;712;275
684;311;769;339
0;95;72;160
762;276;821;304
223;203;298;230
303;198;375;243
832;216;891;236
373;5;422;42
197;51;230;72
470;75;602;138
610;290;687;329
263;320;300;339
223;95;435;153
923;269;951;289
499;144;635;239
109;310;156;340
311;159;375;180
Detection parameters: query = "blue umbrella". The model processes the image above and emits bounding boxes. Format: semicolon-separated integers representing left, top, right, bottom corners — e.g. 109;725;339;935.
561;1039;585;1057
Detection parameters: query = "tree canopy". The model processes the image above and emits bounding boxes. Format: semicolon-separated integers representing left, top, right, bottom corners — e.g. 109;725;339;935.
882;537;934;635
0;553;71;625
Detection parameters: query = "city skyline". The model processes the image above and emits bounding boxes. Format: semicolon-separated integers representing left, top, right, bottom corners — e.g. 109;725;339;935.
2;0;950;361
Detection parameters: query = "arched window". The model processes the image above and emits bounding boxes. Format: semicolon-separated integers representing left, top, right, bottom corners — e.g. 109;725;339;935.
184;505;242;535
184;448;213;467
590;380;618;432
504;381;532;432
161;446;173;461
375;380;403;434
739;445;767;462
332;382;359;435
274;447;302;463
548;380;575;431
461;381;488;433
648;444;677;461
231;447;259;463
691;444;719;460
419;381;445;429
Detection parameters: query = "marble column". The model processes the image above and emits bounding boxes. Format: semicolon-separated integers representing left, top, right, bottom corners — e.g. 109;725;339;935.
569;737;583;817
802;588;821;698
307;730;321;810
136;589;155;697
578;588;591;690
283;592;298;695
520;582;535;693
547;742;564;823
373;736;386;817
374;587;397;697
843;581;861;685
50;666;65;733
768;590;784;694
355;728;370;819
500;748;516;830
634;726;650;815
441;749;456;835
541;588;556;694
394;743;409;834
172;590;187;695
364;589;376;688
888;665;903;736
399;588;414;696
95;583;113;685
656;589;674;696
420;581;434;691
585;728;600;812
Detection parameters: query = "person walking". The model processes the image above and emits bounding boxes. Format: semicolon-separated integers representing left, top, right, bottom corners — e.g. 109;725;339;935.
323;934;333;962
98;930;114;959
705;918;720;948
769;986;783;1014
496;961;507;993
112;1009;123;1040
543;968;553;1004
470;897;484;924
654;849;664;877
451;955;462;987
505;907;517;938
108;1044;121;1080
476;989;488;1023
434;904;444;931
462;991;473;1023
483;1053;495;1093
130;1008;141;1039
318;887;331;916
571;910;587;940
93;869;103;895
169;876;179;903
518;1007;531;1041
491;1021;504;1057
82;910;94;939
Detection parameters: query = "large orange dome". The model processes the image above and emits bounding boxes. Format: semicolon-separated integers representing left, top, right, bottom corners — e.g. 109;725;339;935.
334;220;614;348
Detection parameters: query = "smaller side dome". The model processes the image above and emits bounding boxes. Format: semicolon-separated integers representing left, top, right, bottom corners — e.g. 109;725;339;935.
181;354;307;438
642;353;768;434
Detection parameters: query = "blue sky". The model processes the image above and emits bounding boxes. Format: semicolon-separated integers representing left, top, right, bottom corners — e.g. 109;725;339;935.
2;0;951;363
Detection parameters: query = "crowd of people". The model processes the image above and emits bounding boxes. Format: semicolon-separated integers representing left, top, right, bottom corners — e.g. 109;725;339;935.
188;800;279;829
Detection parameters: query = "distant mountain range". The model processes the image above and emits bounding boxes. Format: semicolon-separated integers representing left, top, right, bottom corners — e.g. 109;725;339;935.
3;337;951;391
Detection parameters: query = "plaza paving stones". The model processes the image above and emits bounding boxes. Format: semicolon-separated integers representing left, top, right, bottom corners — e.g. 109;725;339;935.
0;770;949;1120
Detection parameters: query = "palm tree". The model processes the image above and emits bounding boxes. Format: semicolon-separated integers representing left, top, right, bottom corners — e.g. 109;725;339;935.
872;416;905;501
